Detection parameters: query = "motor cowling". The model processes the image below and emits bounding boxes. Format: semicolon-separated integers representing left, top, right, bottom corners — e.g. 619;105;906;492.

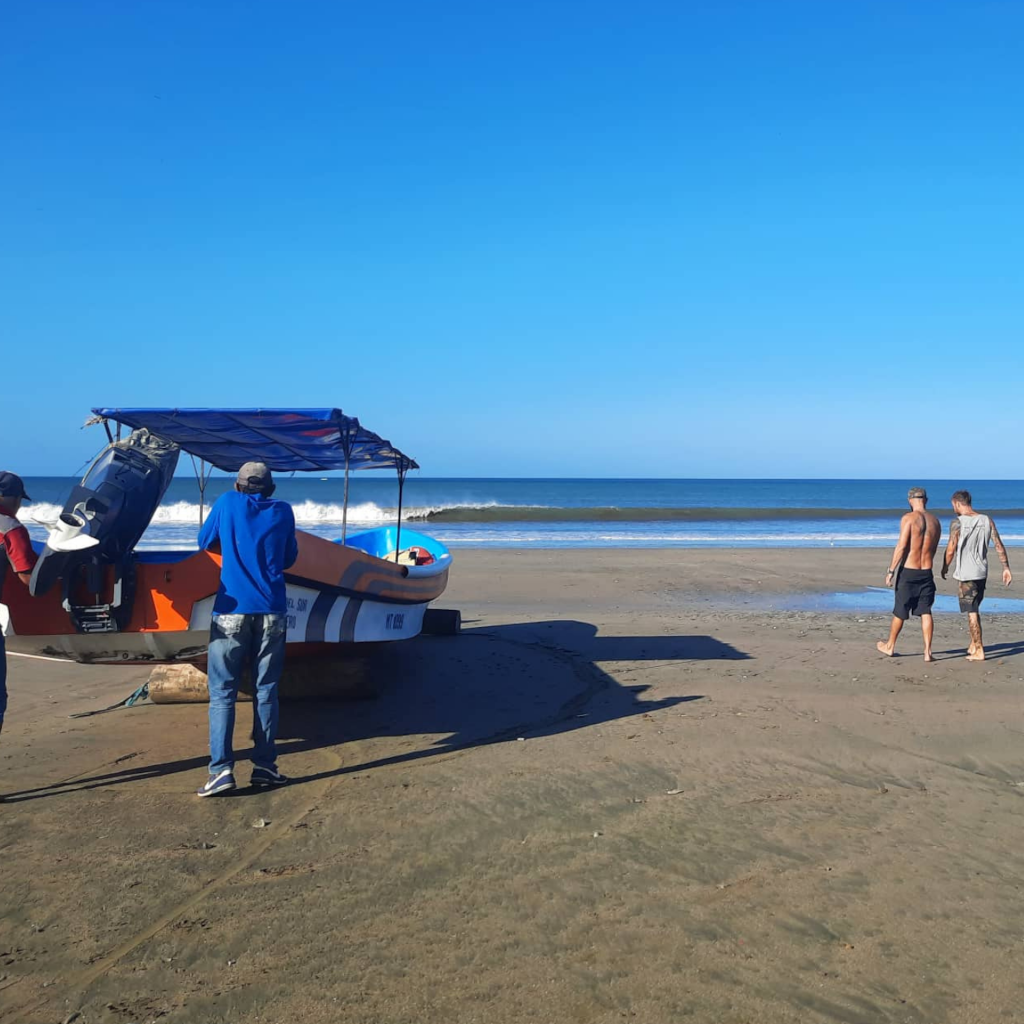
29;429;179;631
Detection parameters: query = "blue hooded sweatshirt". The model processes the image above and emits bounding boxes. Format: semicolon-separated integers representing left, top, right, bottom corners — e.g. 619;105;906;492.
198;491;298;614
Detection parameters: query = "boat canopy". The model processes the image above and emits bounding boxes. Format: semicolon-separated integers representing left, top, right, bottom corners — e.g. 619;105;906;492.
91;408;418;474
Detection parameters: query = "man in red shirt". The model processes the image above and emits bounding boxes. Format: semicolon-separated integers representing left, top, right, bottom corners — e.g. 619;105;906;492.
0;472;38;738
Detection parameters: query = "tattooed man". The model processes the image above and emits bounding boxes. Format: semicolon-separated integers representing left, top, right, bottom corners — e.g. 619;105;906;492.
877;487;942;662
941;490;1012;662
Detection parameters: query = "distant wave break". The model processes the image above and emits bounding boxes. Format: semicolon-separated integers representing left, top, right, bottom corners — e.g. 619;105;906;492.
21;501;1024;529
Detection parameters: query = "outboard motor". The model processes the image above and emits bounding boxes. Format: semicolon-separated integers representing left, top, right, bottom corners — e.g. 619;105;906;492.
30;429;179;632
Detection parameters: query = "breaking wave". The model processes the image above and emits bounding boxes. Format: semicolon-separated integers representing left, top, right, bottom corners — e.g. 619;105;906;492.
21;499;1024;529
19;499;524;527
18;502;63;526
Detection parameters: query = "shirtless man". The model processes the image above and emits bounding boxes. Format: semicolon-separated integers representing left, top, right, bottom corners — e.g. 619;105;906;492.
940;490;1011;662
876;486;942;662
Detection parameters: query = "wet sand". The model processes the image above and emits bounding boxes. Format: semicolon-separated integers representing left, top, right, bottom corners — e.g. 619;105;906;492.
2;548;1023;1023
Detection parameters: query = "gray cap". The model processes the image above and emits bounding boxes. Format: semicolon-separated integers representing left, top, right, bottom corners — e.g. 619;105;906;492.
908;486;928;500
237;461;273;491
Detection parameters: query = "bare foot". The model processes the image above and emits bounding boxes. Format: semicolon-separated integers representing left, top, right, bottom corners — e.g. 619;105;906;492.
967;643;977;656
876;641;895;657
924;653;934;662
966;651;986;662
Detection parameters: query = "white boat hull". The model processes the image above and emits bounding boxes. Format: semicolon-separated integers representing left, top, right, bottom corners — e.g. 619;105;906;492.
3;585;431;664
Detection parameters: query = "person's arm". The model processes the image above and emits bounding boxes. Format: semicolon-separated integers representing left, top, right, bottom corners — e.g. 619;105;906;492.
4;524;38;585
4;529;36;585
990;517;1012;586
283;510;298;570
885;515;912;585
197;498;221;552
941;518;959;579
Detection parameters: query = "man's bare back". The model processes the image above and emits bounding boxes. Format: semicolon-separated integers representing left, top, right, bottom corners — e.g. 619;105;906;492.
878;488;941;662
900;509;941;570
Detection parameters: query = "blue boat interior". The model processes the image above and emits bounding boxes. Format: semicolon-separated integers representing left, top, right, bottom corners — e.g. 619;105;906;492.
343;526;450;562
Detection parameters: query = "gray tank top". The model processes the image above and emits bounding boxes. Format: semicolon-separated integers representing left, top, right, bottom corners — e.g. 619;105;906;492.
954;514;992;582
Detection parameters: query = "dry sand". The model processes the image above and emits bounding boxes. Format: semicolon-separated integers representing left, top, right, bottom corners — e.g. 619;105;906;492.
1;548;1023;1024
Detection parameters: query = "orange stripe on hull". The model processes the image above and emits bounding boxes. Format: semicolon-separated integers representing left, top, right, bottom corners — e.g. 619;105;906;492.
287;533;448;604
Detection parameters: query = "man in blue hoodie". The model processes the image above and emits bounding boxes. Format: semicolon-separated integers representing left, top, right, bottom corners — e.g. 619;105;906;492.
196;462;298;796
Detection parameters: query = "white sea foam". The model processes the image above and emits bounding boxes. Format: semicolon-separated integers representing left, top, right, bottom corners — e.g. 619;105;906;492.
20;499;402;527
18;502;63;526
21;498;519;527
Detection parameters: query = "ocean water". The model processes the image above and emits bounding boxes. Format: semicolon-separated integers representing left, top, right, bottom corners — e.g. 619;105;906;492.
15;477;1024;550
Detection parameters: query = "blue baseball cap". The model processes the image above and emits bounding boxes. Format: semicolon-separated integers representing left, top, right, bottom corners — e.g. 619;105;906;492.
0;472;31;501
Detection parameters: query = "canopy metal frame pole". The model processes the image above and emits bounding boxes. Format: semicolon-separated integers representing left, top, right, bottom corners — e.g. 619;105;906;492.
190;455;212;525
340;427;353;545
341;461;351;544
394;465;407;561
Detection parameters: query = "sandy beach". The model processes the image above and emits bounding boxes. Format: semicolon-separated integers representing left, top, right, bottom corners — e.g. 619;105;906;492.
2;548;1023;1024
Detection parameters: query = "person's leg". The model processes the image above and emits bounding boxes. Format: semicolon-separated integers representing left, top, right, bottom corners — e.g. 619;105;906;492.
917;576;937;663
206;614;248;775
877;616;904;656
958;581;986;660
920;614;934;662
966;612;985;661
880;579;913;657
251;613;286;771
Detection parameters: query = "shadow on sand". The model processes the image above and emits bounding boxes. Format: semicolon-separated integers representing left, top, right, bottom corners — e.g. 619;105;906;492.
930;640;1024;662
5;620;749;802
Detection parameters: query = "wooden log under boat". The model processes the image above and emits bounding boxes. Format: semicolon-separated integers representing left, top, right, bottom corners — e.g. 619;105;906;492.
148;656;375;703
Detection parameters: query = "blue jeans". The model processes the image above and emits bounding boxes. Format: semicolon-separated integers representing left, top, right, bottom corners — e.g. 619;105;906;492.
207;613;287;775
0;630;7;727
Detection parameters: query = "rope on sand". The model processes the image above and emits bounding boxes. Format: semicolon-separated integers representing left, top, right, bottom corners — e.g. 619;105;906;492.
68;682;151;718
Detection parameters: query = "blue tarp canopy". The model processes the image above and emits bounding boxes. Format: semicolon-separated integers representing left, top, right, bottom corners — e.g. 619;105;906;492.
91;408;418;474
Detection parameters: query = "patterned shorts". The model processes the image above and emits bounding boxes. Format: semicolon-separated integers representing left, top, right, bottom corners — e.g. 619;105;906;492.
957;579;986;613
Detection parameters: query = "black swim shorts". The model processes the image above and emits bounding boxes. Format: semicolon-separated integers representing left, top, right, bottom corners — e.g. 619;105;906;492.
893;568;936;620
958;578;986;613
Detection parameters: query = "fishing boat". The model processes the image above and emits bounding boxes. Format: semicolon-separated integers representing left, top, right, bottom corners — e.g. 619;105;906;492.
1;408;451;664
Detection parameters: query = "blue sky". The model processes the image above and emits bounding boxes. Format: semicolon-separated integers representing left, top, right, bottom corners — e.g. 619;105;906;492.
2;1;1021;477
